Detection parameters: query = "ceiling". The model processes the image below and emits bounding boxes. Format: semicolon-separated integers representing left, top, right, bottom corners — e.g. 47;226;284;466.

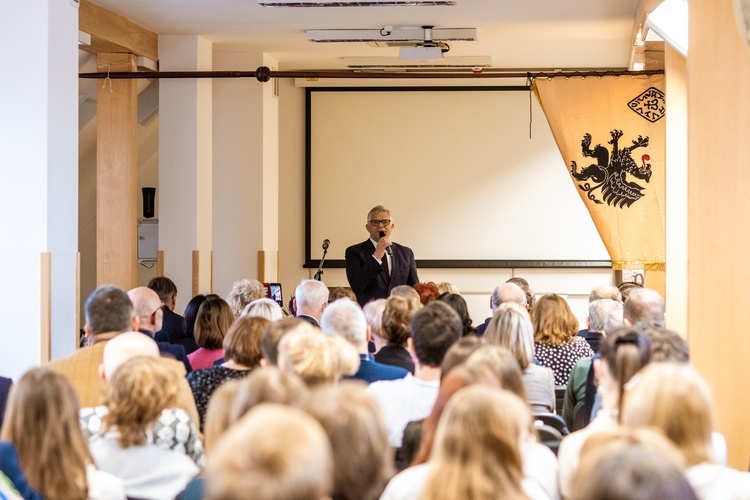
86;0;640;70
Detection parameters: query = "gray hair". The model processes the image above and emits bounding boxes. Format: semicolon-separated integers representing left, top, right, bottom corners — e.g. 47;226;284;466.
226;279;265;318
624;288;666;327
589;299;624;332
242;298;284;322
483;302;535;370
321;298;367;347
295;280;330;309
491;282;527;310
589;285;623;303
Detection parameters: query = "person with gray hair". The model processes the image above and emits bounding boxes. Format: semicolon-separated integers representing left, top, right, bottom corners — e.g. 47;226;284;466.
624;288;666;327
294;279;330;327
577;284;624;349
322;298;408;384
589;285;623;303
476;281;527;335
579;299;623;353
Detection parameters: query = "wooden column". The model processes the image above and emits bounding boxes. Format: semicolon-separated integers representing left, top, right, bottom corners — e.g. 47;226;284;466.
96;53;138;289
688;0;750;469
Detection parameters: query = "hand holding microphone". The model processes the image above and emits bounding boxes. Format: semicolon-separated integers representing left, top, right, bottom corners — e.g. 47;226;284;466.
379;231;393;256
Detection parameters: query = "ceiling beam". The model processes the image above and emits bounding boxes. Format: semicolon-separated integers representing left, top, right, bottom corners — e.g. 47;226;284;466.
79;0;158;62
629;0;666;70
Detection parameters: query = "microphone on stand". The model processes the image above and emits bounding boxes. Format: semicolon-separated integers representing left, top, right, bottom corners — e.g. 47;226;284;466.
379;231;393;256
314;238;329;281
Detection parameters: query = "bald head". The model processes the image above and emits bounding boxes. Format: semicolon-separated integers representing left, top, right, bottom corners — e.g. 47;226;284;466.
127;287;164;332
623;288;665;327
101;332;160;380
491;282;527;311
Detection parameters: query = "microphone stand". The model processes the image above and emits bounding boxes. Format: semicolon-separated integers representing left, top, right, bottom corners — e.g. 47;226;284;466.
314;246;328;281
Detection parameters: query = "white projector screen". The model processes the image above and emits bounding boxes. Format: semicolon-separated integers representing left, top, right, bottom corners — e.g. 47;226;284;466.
305;87;611;268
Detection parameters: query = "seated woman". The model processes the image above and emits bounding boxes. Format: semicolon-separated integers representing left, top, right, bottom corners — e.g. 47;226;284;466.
187;294;234;370
90;356;199;499
622;363;750;499
375;295;422;374
382;385;548;500
241;298;283;321
484;302;556;413
188;316;269;429
277;330;359;388
413;282;440;306
363;298;387;354
1;368;124;499
438;293;476;337
530;294;594;385
225;278;265;320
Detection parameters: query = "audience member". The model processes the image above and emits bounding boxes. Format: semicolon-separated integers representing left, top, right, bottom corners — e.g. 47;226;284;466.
202;379;243;454
389;285;421;303
148;276;187;346
91;356;199;498
438;293;476;336
188;316;269;429
294;279;329;327
413;282;440;306
617;280;643;301
80;333;204;467
622;363;750;498
368;301;462;448
436;282;460;295
182;294;207;354
1;368;125;499
187;295;233;370
530;294;594;385
507;276;536;309
363;298;388;353
570;428;696;500
0;441;42;500
259;317;314;366
226;279;265;319
375;295;422;374
203;404;333;500
476;281;527;335
322;298;408;383
578;298;622;353
47;285;199;426
277;329;359;388
623;287;666;327
484;302;556;413
328;286;356;302
303;384;393;500
439;336;484;379
557;328;651;497
383;386;547;500
128;286;192;373
639;325;690;362
241;297;283;321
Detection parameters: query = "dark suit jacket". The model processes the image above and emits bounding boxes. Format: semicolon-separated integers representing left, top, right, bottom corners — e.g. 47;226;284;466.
297;314;320;327
345;239;418;306
348;354;409;384
374;345;415;374
140;329;193;374
155;306;185;343
577;329;605;354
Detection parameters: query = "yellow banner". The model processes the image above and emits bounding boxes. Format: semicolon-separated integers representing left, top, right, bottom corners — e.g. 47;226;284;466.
532;75;666;270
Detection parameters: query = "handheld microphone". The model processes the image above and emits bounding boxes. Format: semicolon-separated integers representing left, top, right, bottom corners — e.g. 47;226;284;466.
322;239;330;251
379;232;393;256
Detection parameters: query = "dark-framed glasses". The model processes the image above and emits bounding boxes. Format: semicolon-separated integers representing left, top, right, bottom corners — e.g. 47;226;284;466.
369;219;391;227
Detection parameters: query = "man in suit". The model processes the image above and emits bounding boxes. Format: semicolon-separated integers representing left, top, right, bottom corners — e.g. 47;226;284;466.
47;285;200;428
321;297;408;384
127;286;192;373
345;205;419;307
294;279;329;327
475;281;527;335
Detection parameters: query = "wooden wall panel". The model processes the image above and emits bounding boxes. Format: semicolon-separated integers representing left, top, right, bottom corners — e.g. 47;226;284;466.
688;0;750;469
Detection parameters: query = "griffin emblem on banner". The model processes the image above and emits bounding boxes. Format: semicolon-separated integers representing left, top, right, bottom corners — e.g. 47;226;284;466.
569;130;652;208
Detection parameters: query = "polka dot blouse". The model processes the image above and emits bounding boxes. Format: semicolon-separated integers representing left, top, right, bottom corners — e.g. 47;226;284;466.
534;336;594;386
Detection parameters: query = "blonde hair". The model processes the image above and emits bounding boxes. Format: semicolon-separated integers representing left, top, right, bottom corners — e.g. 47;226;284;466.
622;363;715;466
194;296;234;350
422;386;529;500
303;384;393;500
465;345;527;401
242;298;283;321
203;379;243;454
226;279;265;318
277;330;360;387
102;356;179;447
204;404;333;500
382;295;422;347
232;367;310;419
484;302;535;369
437;282;460;295
530;294;579;345
1;368;91;499
222;316;268;367
363;299;387;344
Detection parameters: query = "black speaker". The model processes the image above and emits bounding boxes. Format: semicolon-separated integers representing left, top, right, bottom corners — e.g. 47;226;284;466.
142;187;156;218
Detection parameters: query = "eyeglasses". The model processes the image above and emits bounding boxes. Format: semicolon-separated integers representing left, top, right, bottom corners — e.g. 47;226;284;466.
369;219;391;227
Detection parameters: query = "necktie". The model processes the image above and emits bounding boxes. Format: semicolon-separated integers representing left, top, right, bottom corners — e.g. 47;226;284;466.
381;254;390;282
